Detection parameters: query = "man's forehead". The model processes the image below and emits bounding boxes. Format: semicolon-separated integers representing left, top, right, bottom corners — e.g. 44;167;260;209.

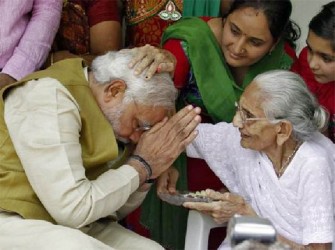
136;105;169;125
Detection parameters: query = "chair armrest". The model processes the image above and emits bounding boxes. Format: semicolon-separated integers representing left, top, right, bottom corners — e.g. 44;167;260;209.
185;210;227;250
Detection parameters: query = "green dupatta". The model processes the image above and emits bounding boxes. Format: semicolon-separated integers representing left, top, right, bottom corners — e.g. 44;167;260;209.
140;17;294;250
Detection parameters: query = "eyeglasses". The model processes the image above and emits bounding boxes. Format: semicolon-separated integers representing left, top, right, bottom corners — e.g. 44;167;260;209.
135;124;152;132
235;102;272;124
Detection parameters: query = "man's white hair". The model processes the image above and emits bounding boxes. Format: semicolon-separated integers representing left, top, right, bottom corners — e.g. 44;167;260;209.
91;50;177;109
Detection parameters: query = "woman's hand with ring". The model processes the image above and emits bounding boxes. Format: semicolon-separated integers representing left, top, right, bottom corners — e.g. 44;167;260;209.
125;44;176;79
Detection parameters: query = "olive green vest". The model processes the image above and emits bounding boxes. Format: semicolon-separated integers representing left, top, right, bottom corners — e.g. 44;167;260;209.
0;59;120;223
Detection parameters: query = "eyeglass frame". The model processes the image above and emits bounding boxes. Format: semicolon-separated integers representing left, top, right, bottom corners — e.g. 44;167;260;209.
132;100;153;132
135;124;152;132
234;102;281;124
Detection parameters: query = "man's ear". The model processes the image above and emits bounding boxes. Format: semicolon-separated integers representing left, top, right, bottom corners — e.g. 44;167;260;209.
276;121;293;146
103;79;126;102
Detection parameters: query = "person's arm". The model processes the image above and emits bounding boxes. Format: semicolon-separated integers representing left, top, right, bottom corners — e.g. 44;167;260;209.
183;191;256;224
127;45;177;79
126;39;190;85
115;191;148;220
50;0;121;67
89;20;121;52
1;0;62;81
156;167;179;194
76;15;122;67
88;0;122;53
156;122;239;194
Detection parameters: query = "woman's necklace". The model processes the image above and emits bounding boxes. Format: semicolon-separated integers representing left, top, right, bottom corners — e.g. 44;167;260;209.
276;142;302;178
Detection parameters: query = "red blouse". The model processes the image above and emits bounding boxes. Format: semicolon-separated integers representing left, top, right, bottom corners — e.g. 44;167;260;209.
82;0;120;27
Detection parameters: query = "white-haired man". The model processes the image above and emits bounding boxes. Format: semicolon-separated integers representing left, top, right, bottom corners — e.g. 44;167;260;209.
0;50;201;249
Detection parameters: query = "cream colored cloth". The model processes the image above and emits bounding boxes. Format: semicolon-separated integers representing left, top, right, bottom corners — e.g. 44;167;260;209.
187;122;334;247
0;212;163;250
1;75;163;249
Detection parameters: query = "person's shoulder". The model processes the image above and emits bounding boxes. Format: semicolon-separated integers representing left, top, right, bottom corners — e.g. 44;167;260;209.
301;133;335;165
206;17;222;45
200;16;216;22
204;16;222;25
4;77;70;113
22;77;72;100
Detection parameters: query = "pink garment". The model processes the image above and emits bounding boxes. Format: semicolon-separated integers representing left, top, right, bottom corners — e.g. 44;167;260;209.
0;0;62;80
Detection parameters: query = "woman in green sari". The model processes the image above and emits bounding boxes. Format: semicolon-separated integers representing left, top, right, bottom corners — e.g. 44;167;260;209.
128;0;300;249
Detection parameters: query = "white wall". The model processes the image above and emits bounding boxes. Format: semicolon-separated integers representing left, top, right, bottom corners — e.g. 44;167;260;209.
291;0;331;53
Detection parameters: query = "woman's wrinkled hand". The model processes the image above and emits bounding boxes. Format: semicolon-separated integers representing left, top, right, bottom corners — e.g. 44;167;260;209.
183;190;256;224
133;105;201;179
125;44;176;79
156;167;179;194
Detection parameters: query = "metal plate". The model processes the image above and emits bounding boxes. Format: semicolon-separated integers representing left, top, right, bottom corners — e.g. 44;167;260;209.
158;191;214;206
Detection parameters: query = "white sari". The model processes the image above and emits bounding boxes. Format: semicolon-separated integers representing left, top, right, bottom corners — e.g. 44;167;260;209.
187;123;334;247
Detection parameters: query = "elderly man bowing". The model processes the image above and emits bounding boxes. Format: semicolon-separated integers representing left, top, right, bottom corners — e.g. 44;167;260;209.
0;49;201;249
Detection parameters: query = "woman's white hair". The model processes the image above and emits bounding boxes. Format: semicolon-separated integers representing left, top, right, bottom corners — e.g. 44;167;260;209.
254;70;329;141
91;50;177;109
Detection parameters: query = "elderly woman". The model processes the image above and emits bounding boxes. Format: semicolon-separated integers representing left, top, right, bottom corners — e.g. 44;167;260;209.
163;70;334;249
